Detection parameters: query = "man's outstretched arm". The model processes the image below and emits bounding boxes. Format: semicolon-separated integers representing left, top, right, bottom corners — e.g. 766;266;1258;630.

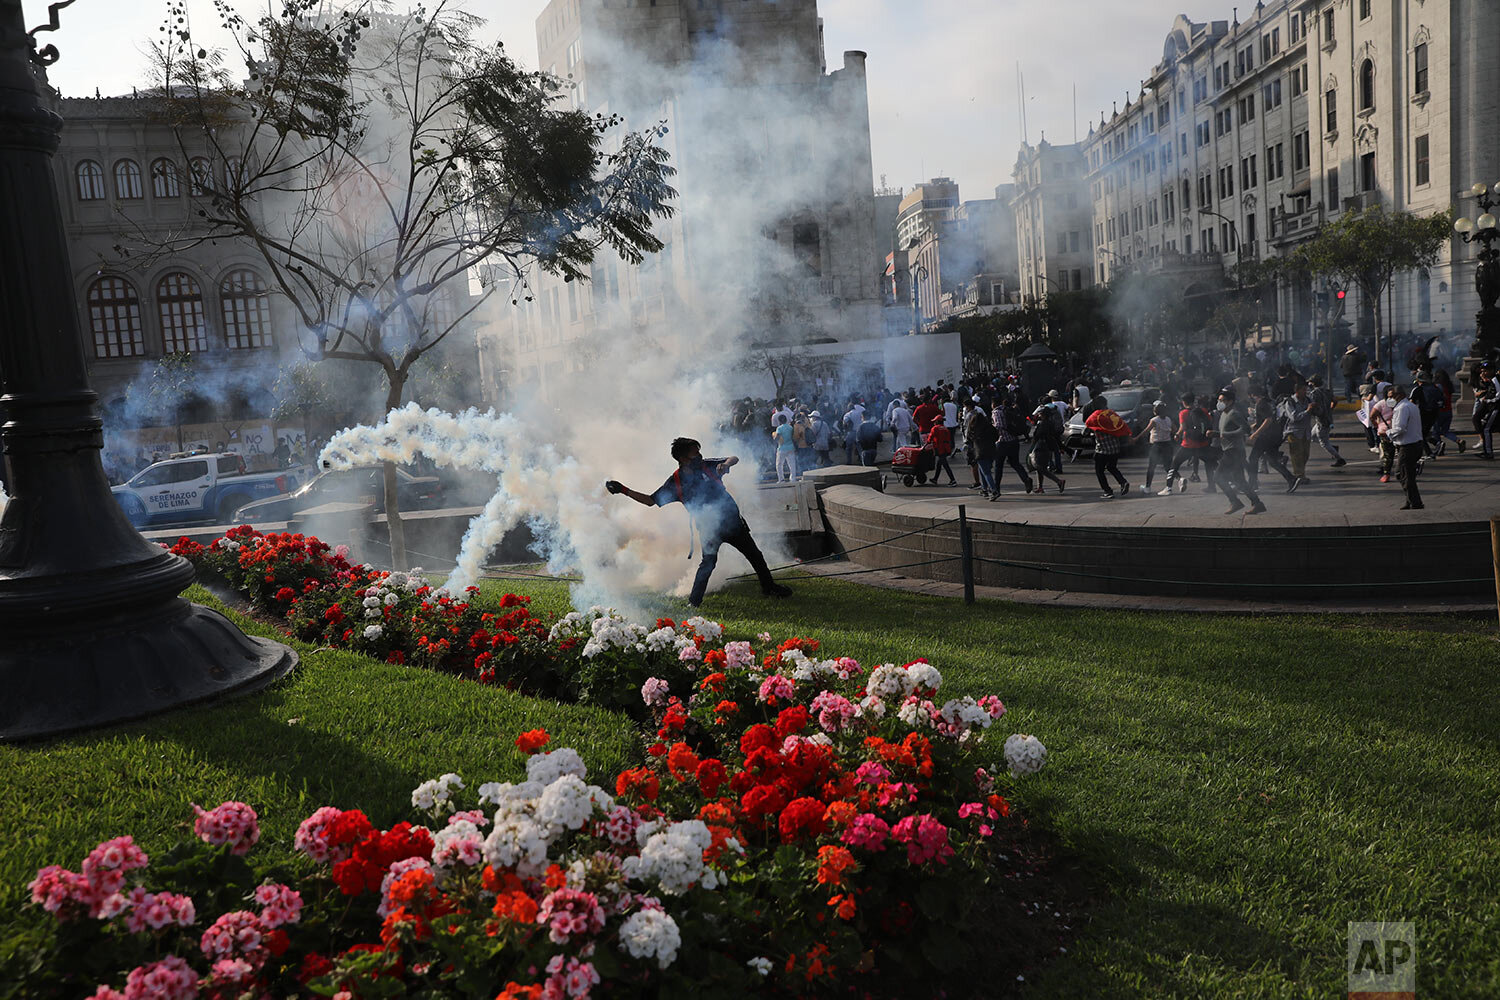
605;481;657;507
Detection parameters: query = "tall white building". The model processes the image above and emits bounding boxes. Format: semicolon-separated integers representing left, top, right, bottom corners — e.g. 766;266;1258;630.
1011;140;1095;302
1082;1;1499;352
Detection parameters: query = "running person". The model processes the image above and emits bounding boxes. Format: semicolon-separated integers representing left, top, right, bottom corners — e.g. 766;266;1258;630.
606;437;792;607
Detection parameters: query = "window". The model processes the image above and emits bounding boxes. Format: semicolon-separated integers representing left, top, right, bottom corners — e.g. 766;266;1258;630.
1106;218;1115;240
1327;167;1340;208
1263;79;1282;109
151;158;180;198
1266;143;1285;181
1179;133;1187;156
1323;9;1335;43
1159;101;1170;126
1072;269;1083;289
1325;89;1338;133
1261;30;1280;62
1360;152;1377;192
1293;130;1310;171
1414;43;1428;94
1163;189;1175;221
220;270;272;349
566;40;580;69
1238;94;1256;124
1358;59;1375;111
1290;13;1303;44
1418;268;1431;322
1197;122;1211;147
189;157;211;196
75;160;105;200
1058;232;1070;255
223;157;244;191
1246;213;1257;246
113;159;142;200
567;282;579;320
157;273;209;354
1185;233;1193;254
1415;134;1430;187
87;277;145;358
1359;0;1371;19
1215;109;1231;138
793;222;821;276
216;457;240;476
1182;178;1192;211
1292;64;1306;96
1133;206;1143;231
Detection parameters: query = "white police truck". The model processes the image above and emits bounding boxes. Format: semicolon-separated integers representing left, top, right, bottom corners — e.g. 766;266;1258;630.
111;454;310;528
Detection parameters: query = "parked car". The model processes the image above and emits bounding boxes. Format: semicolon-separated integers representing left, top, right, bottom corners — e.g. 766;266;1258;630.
231;466;445;523
111;454;311;528
1062;384;1163;452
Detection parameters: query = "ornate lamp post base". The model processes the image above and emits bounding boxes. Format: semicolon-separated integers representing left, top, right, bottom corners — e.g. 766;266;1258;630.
0;597;296;741
0;2;297;741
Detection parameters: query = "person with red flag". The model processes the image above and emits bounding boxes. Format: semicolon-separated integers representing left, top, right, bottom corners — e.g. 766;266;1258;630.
1084;400;1132;499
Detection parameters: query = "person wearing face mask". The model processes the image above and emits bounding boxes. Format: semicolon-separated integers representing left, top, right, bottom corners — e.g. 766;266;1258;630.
1214;388;1266;515
606;437;792;607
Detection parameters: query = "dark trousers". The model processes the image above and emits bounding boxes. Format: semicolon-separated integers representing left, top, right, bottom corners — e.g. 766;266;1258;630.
1094;452;1127;493
994;440;1032;491
1217;450;1260;507
932;451;956;484
1247;441;1294;491
1394;442;1424;508
1167;445;1217;484
1144;440;1173;487
691;517;776;605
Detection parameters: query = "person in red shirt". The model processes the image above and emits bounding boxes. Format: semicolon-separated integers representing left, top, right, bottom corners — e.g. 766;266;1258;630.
1163;392;1219;493
912;395;943;436
923;421;958;486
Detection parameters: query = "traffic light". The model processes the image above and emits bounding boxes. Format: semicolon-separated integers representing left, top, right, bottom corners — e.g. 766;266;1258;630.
1335;288;1346;301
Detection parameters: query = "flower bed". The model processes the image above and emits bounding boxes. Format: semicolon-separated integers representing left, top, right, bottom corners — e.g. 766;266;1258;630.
34;530;1060;996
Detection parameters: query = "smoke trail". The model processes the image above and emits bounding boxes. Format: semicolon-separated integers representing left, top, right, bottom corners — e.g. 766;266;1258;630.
320;393;787;616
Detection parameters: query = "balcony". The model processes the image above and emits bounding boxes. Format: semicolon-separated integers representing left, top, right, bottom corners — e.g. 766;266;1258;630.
1272;203;1325;245
1342;190;1382;213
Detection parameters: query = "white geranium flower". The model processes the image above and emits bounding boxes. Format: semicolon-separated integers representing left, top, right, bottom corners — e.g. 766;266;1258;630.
1003;733;1048;776
618;909;682;969
526;747;587;785
362;624;383;640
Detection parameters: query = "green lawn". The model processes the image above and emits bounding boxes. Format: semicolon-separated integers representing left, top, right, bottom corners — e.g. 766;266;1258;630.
4;577;1498;998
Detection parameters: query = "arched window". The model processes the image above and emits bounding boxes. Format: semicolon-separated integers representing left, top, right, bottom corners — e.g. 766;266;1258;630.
1358;59;1375;110
151;158;180;198
86;276;144;358
189;157;211;196
1417;268;1431;323
113;159;143;200
156;272;209;354
223;156;244;191
219;270;272;349
75;160;105;200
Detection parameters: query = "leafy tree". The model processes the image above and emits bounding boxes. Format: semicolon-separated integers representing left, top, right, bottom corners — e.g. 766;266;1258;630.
1284;206;1451;368
130;0;677;568
270;362;332;446
1045;287;1117;363
129;352;199;451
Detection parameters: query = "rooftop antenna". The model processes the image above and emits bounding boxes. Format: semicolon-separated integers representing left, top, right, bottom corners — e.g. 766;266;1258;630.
1018;63;1029;145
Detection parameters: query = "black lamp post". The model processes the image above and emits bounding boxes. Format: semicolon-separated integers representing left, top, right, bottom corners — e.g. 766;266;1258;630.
0;2;295;741
1453;181;1500;357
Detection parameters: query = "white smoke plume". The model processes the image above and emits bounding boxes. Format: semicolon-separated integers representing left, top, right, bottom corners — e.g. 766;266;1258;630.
319;4;875;613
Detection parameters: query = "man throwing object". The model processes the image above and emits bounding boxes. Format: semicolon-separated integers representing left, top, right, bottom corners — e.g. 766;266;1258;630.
606;437;793;607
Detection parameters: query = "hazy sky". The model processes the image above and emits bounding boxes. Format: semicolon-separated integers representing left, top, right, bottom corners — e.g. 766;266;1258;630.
30;0;1192;201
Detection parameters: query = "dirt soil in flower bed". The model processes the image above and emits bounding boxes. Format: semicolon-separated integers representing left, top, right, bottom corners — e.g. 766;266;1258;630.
194;572;1100;996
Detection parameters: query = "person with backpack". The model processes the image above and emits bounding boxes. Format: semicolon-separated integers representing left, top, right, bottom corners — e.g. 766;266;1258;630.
968;409;1000;497
1084;400;1131;499
605;437;792;608
1165;393;1219;493
991;394;1035;497
1410;370;1445;458
1306;375;1346;467
807;410;832;468
1245;386;1296;493
1028;403;1067;493
1431;370;1466;456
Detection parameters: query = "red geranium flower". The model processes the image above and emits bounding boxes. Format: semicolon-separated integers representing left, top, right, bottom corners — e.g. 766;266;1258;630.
515;729;550;755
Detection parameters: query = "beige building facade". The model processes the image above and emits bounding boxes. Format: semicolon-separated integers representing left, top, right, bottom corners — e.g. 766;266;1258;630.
1082;1;1499;351
1011;140;1094;302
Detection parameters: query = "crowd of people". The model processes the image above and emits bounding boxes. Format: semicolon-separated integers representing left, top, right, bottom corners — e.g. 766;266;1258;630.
724;338;1498;516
